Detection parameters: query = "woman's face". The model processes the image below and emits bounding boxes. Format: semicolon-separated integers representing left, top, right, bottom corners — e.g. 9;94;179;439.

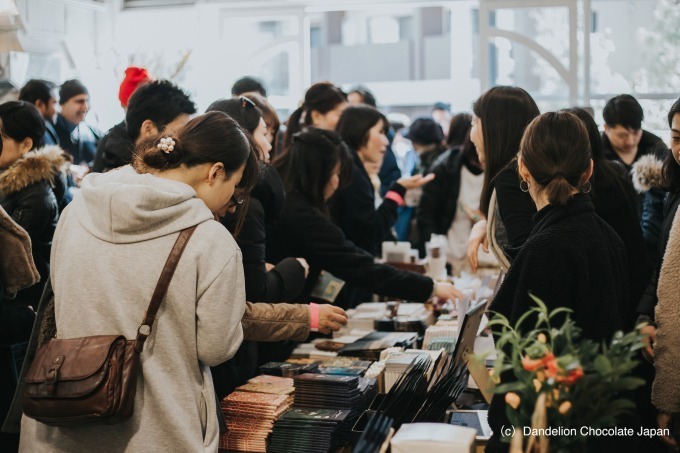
323;163;341;201
671;113;680;166
312;102;348;131
253;118;273;162
357;121;389;165
470;114;485;169
198;162;245;216
0;135;31;169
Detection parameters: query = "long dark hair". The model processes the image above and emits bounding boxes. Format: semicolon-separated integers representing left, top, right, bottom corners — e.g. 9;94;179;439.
473;86;540;214
446;113;472;148
275;127;352;212
663;97;680;193
135;111;259;234
336;105;387;151
520;112;591;206
282;82;346;151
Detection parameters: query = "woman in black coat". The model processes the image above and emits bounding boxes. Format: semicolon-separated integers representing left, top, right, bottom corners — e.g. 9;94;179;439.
566;108;652;330
416;126;485;266
207;97;308;397
210;97;308;303
0;102;67;452
333;105;433;257
486;112;628;452
0;101;68;307
267;127;462;309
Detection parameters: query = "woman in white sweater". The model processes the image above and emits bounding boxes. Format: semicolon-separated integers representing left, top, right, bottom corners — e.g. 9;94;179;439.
20;112;259;452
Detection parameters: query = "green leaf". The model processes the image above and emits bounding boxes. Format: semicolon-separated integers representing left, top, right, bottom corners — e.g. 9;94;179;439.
549;307;573;319
594;355;612;374
615;377;646;391
493;381;528;394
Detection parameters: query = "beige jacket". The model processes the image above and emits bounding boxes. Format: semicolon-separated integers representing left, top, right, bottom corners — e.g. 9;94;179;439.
653;206;680;413
31;294;310;347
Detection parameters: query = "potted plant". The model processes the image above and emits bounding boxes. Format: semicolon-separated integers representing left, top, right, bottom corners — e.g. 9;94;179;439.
486;295;646;453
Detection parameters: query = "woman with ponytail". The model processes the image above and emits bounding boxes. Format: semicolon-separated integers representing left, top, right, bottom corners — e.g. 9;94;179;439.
485;112;629;452
282;82;347;152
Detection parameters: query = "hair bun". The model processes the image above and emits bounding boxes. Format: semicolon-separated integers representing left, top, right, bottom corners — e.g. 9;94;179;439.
138;133;184;170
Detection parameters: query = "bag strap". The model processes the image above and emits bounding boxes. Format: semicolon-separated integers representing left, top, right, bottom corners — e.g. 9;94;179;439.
134;225;198;353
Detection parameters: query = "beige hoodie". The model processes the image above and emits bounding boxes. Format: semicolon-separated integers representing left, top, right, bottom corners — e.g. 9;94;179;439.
20;166;245;452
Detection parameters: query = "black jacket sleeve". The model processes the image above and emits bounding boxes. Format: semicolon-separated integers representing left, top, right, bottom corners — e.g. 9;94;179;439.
493;168;536;248
378;145;402;197
293;204;434;302
640;187;666;265
637;271;658;324
416;161;451;251
239;199;306;303
9;184;56;242
333;167;404;255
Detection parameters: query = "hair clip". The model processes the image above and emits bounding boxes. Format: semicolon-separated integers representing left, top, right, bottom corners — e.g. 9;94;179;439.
157;137;175;154
240;96;255;109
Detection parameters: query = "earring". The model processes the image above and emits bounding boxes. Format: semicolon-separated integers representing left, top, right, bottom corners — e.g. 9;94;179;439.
582;180;592;194
520;179;531;193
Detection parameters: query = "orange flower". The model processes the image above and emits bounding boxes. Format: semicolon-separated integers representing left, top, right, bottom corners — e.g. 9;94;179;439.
543;353;559;378
522;355;545;372
556;367;584;385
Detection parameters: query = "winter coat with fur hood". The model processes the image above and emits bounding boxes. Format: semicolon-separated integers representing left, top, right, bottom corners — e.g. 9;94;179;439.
0;146;68;305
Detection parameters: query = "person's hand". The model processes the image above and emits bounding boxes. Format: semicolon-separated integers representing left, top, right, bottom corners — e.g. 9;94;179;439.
658;411;678;449
397;173;435;190
317;305;348;334
641;324;656;362
433;282;463;301
467;220;488;272
296;258;309;278
265;263;275;272
460;202;484;223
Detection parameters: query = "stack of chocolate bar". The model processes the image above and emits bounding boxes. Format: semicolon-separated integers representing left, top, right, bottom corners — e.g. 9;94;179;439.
218;375;294;452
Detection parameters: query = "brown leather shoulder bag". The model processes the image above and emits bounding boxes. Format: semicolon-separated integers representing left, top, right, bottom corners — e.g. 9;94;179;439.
22;226;197;426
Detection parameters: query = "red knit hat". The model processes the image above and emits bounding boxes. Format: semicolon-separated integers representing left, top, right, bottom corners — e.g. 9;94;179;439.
118;67;151;108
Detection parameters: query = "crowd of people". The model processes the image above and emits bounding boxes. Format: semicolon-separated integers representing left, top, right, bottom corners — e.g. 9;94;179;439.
0;69;679;452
